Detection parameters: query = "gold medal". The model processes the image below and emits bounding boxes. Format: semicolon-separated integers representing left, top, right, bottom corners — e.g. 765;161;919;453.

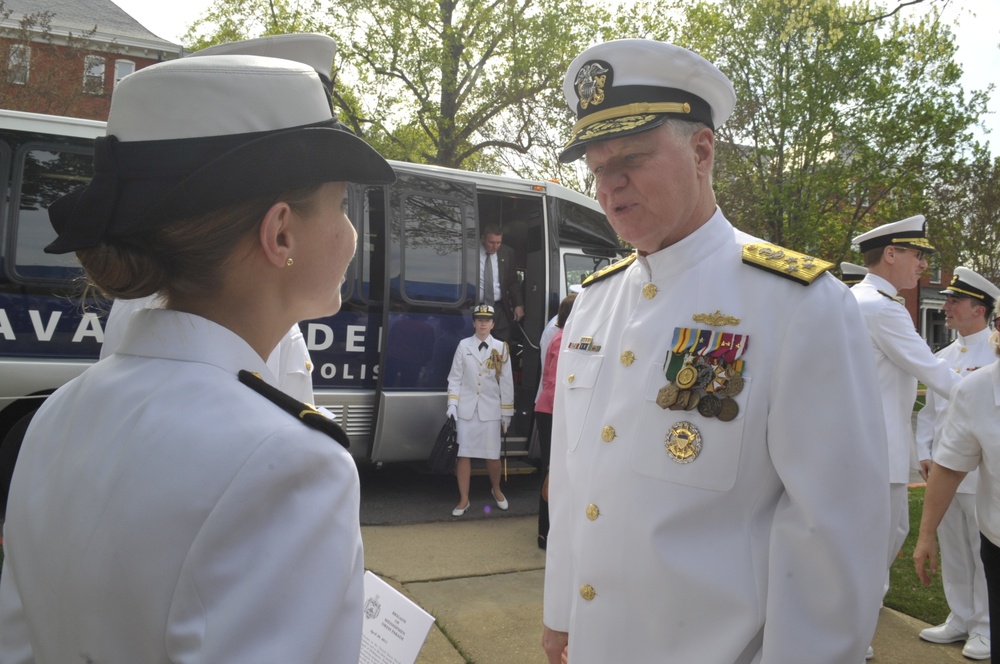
665;421;702;463
717;397;739;422
670;390;691;411
684;390;701;411
656;383;680;409
675;362;698;390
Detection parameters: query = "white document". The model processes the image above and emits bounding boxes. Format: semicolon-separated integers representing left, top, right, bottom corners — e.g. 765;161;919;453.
359;570;435;664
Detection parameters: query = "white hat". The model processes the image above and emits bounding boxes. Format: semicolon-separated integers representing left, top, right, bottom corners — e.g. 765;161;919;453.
839;262;867;285
559;39;736;163
47;52;395;254
851;214;936;255
190;33;337;90
941;267;1000;310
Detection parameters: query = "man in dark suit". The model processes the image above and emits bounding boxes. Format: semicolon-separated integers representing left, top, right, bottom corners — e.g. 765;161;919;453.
479;224;523;341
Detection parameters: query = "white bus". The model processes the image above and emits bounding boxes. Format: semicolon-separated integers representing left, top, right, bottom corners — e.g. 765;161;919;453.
0;109;621;504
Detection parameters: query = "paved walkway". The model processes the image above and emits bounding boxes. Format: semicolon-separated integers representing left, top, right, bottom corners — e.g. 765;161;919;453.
362;515;983;663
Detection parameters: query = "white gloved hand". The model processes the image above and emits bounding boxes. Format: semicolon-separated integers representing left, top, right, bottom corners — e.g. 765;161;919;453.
502;415;511;432
447;404;458;420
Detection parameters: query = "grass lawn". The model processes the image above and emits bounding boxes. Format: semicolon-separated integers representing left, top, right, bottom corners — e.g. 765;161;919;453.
884;485;951;625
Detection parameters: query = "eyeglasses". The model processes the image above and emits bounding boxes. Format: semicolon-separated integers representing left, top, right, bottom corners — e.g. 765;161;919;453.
895;247;926;261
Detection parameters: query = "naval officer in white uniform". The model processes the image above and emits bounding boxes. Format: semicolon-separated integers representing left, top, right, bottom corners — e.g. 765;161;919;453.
541;39;889;664
850;215;961;658
913;267;999;659
0;41;396;663
446;304;515;516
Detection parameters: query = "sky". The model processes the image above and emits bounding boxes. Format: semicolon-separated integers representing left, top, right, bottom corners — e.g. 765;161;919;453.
110;0;998;150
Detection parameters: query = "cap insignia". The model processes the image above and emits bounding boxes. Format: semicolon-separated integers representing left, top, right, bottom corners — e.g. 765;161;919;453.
575;61;610;109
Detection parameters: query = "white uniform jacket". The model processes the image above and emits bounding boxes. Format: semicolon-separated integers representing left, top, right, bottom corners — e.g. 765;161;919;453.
937;361;1000;548
447;334;514;421
101;296;315;403
852;274;960;483
543;209;890;664
0;309;363;664
915;328;994;494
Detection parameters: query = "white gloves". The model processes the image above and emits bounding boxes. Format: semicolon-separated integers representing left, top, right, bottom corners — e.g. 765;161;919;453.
502;415;511;432
447;404;458;420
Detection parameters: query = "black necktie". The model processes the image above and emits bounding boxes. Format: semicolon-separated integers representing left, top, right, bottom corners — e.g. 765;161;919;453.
479;342;488;350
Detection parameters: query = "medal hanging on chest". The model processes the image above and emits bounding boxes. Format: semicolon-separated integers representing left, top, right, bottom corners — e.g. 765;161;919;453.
657;326;748;422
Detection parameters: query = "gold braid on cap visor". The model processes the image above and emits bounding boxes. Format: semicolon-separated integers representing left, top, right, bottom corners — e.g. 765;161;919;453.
571;101;693;137
945;284;987;301
890;237;935;250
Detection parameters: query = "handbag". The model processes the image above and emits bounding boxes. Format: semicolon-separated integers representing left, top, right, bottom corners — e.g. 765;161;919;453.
428;416;459;475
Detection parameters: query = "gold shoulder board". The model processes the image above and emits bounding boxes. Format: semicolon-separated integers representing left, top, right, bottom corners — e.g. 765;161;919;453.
741;243;833;286
582;254;637;288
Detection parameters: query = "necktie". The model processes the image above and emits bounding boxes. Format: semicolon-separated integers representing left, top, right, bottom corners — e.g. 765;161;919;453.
484;253;495;305
479;341;488;350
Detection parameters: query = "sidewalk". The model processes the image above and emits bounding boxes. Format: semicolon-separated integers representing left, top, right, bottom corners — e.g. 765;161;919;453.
362;516;981;663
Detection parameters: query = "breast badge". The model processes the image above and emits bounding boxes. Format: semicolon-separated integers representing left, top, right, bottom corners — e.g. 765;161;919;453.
665;421;702;463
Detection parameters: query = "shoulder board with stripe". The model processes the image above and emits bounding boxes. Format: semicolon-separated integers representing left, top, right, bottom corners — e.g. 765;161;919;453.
741;243;833;286
877;290;905;305
238;370;350;449
582;254;637;288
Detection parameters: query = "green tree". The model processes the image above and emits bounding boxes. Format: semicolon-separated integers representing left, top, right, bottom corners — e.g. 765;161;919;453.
182;0;609;172
182;0;330;52
937;152;1000;282
325;0;607;170
602;0;988;265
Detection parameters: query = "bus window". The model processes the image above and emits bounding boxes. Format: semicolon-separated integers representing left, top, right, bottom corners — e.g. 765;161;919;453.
400;193;465;304
11;145;91;282
564;252;613;292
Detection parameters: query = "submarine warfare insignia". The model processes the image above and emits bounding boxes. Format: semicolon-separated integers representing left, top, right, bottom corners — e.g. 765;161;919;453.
666;422;702;464
656;326;747;425
692;310;741;327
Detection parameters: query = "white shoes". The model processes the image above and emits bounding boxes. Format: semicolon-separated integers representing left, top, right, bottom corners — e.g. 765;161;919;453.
451;501;470;517
865;645;874;660
961;634;991;660
919;622;968;644
492;488;509;510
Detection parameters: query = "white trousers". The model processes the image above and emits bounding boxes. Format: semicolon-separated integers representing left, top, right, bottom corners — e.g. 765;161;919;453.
884;483;910;595
939;492;990;637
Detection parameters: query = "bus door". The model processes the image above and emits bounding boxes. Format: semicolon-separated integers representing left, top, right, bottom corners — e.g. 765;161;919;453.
474;189;549;456
368;171;478;463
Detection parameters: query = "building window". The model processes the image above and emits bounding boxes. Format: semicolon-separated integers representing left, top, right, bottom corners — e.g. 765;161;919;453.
7;44;30;84
83;55;105;94
114;60;135;87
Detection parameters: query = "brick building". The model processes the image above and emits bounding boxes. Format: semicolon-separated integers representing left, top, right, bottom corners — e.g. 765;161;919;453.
0;0;181;120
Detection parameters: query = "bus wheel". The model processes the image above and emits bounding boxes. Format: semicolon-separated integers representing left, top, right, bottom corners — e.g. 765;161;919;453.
0;410;36;519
